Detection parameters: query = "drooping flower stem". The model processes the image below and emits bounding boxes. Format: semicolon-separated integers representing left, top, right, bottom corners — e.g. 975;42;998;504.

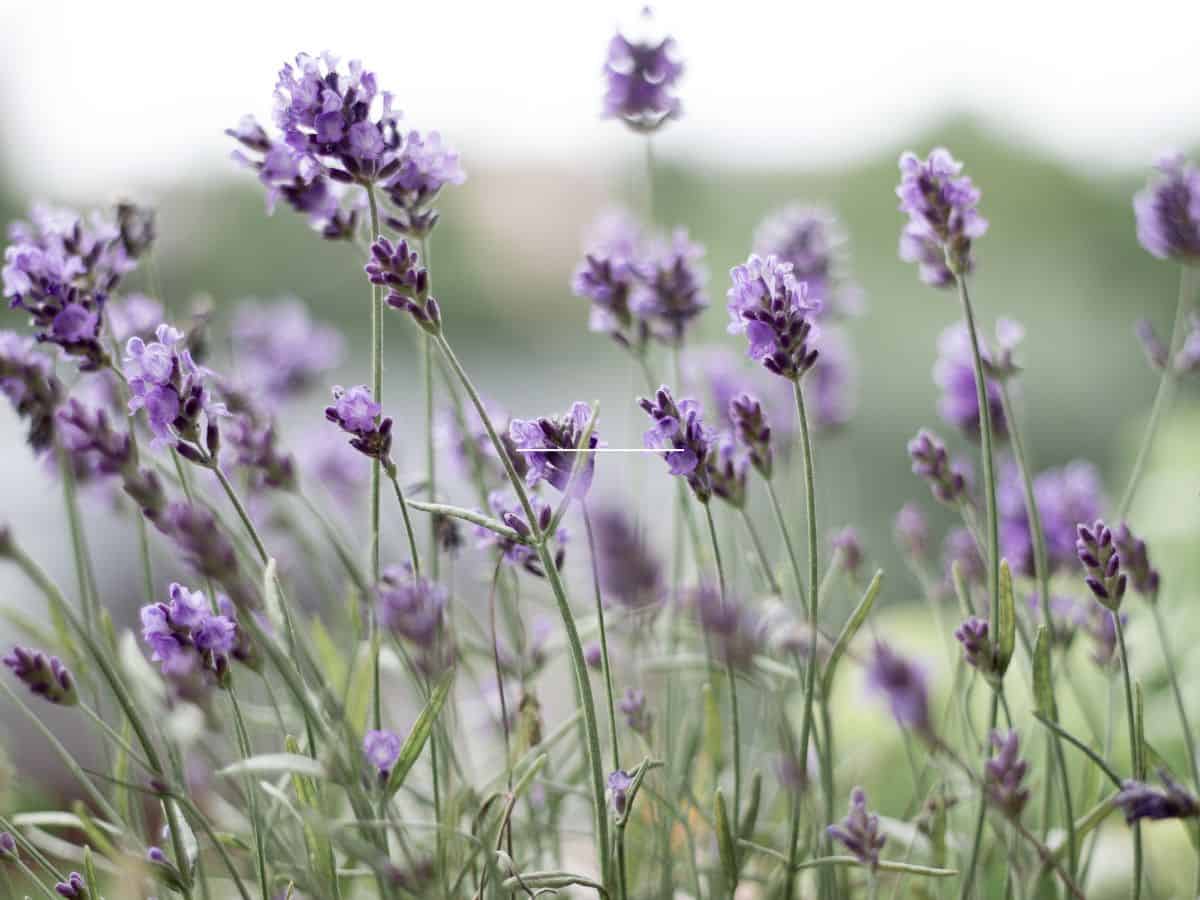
583;502;622;771
1118;265;1196;518
387;473;422;578
1114;612;1143;900
954;274;999;618
433;331;611;886
702;500;742;831
998;384;1077;875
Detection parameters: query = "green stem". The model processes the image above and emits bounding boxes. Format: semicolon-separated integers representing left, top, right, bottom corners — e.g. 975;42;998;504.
211;465;269;564
960;688;1001;899
229;688;270;900
740;507;782;596
583;502;622;771
1114;612;1142;900
1118;265;1195;519
703;501;741;832
366;183;385;734
57;445;98;632
388;472;423;578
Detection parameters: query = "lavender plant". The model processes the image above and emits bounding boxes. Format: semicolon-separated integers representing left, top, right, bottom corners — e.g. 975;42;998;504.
0;29;1197;900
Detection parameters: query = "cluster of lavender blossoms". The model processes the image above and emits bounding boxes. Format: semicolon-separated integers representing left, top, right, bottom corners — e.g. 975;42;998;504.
726;255;820;381
601;14;683;132
896;148;988;285
140;583;250;684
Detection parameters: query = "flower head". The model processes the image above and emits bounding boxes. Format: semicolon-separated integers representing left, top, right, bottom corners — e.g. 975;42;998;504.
0;831;15;858
1075;519;1127;609
602;16;683;132
639;386;714;502
896;148;988;281
727;255;820;380
831;527;863;576
999;461;1104;576
325;385;394;472
754;205;862;319
1134;153;1200;261
954;616;995;675
866;641;930;736
1115;772;1200;824
479;491;566;577
55;872;89;899
1112;522;1160;597
630;229;708;344
688;584;761;670
368;237;441;335
3;646;77;705
572;211;646;348
907;429;968;504
985;730;1030;819
377;566;451;672
588;507;662;612
933;323;1007;442
0;330;62;453
619;687;652;736
607;768;634;815
729;392;773;478
140;583;241;682
363;729;402;780
707;432;748;509
382;130;466;237
509;401;598;498
827;787;886;870
894;503;930;559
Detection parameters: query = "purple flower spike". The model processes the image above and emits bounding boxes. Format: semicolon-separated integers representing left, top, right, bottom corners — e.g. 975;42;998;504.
363;729;403;781
726;255;820;381
754;205;862;320
377;566;453;674
985;730;1030;820
689;584;761;670
1134;153;1200;261
729;392;773;479
325;385;395;472
907;429;967;505
151;503;257;612
933;323;1007;442
998;460;1104;576
638;385;714;502
0;831;15;857
630;229;708;345
0;330;63;454
54;872;88;899
1112;523;1160;597
140;583;242;684
619;687;652;736
368;236;441;335
602;15;683;132
866;641;931;738
479;491;566;578
827;787;886;870
572;211;646;349
607;768;634;815
954;616;994;676
383;130;466;237
1115;771;1200;824
1075;519;1127;610
509;401;598;498
896;148;988;282
589;507;662;612
3;646;78;705
894;503;930;559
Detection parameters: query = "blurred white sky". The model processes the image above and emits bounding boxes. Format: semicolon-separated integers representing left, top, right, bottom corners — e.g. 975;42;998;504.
1;0;1198;196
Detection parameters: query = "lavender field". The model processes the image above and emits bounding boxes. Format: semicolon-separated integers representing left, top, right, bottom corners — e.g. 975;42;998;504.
1;6;1200;899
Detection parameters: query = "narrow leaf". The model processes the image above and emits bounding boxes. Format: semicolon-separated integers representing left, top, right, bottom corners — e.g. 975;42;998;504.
1032;625;1057;718
218;753;328;780
738;771;762;842
384;669;455;800
714;787;739;884
995;559;1016;676
823;570;883;696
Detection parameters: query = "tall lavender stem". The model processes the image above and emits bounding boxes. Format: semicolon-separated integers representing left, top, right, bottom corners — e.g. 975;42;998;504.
1118;266;1195;518
583;502;621;771
1114;612;1143;899
365;184;385;735
418;236;439;580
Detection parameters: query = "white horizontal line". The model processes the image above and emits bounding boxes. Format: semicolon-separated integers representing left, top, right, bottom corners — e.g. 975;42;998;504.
514;448;682;453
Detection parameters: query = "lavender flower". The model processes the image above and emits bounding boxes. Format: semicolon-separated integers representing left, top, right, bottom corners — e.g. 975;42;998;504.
900;228;955;288
1075;519;1127;610
830;527;863;576
232;299;343;403
686;346;794;441
1133;153;1200;261
896;148;988;281
707;432;748;509
601;18;683;132
954;617;995;675
439;397;528;486
639;385;714;502
382;130;466;237
894;503;930;559
5;204;137;370
729;392;773;478
619;687;652;736
985;730;1030;819
827;787;886;870
866;641;930;737
479;490;565;577
0;330;62;453
325;385;394;472
223;411;297;491
607;768;634;815
584;641;603;670
1176;313;1200;374
377;566;450;672
363;729;402;781
572;211;646;348
588;507;662;611
0;831;15;858
124;323;227;453
688;584;761;669
368;236;442;335
1112;522;1160;597
630;229;708;344
933;323;1007;442
55;872;89;899
907;429;967;504
1115;772;1200;823
754;205;863;319
509;401;598;498
141;583;240;681
726;255;820;381
998;460;1104;576
3;646;77;705
1084;600;1124;668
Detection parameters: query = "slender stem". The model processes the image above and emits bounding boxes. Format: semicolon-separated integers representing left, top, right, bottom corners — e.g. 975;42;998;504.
388;472;422;578
955;274;999;619
583;502;622;772
703;501;741;831
211;465;269;564
1148;597;1200;893
366;183;385;735
57;445;98;632
998;384;1077;876
960;688;1001;900
1114;612;1142;900
1118;265;1195;518
229;688;270;900
740;508;782;596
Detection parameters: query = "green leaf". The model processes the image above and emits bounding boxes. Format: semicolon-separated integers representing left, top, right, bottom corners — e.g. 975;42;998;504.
498;869;607;897
1032;625;1057;718
218;753;328;780
738;771;762;842
83;845;100;893
823;570;882;696
263;558;285;633
714;787;739;884
702;682;723;771
1135;680;1146;780
383;669;455;801
995;559;1016;677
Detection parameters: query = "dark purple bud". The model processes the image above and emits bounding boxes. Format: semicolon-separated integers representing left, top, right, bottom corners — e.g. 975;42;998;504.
3;646;78;705
985;730;1030;820
1077;518;1125;610
1113;523;1160;597
0;831;17;858
827;787;886;870
55;872;88;898
1115;771;1200;823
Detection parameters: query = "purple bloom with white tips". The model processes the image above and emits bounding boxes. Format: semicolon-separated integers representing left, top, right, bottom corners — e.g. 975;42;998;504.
363;729;402;780
727;254;821;381
934;323;1007;442
602;20;683;132
509;401;598;498
383;130;467;237
3;645;77;705
140;583;241;682
325;385;394;472
572;210;646;348
639;385;714;502
232;299;343;404
866;641;931;737
1134;153;1200;261
827;787;886;870
896;148;988;281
